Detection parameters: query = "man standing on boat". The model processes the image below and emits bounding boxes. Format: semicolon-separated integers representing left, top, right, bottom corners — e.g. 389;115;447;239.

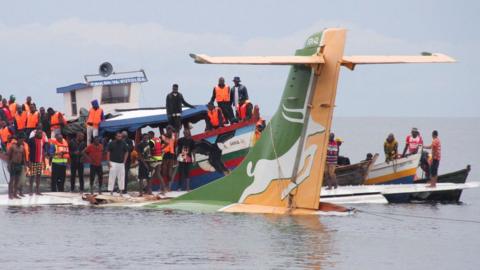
423;130;441;188
27;129;48;195
384;133;398;162
86;100;104;145
325;132;338;190
230;76;249;110
166;84;195;132
176;128;195;191
402;127;423;157
210;77;236;124
106;132;129;195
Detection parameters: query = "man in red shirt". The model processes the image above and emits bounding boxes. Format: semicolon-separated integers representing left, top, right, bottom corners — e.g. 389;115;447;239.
27;129;48;195
424;130;441;188
402;127;423;157
83;136;104;194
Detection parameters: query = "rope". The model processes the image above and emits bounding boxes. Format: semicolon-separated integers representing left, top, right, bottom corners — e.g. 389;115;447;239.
358;209;480;224
268;124;291;205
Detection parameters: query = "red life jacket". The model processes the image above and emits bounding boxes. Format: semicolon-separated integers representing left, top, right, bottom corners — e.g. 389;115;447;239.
151;137;163;157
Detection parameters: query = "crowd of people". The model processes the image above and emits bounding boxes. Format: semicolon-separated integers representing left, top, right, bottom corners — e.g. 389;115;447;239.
3;76;266;199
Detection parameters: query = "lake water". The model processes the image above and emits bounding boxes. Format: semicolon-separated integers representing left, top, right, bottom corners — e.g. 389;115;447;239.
1;117;479;270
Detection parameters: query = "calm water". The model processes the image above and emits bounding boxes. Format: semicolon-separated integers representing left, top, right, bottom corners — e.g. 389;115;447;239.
1;117;479;270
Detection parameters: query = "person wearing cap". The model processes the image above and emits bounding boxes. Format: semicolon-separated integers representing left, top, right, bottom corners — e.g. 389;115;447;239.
8;95;17;117
210;77;236;124
402;127;423;157
206;102;224;130
230;76;249;108
86;100;104;145
384;133;398;162
166;84;195;132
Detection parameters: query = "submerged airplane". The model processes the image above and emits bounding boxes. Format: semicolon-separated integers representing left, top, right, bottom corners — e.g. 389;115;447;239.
148;28;455;215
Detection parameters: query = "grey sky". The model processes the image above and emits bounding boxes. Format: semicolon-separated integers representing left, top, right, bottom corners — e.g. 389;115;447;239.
0;0;479;117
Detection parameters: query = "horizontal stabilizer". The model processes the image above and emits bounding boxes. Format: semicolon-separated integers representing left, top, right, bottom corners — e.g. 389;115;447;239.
341;53;455;70
189;53;324;65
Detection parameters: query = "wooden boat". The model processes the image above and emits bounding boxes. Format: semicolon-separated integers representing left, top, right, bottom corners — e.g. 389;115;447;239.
324;154;377;186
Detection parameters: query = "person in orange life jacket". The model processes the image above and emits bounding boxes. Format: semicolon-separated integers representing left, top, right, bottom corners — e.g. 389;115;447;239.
254;118;266;143
86;100;104;145
7;134;26;199
166;84;195;133
24;96;33;114
14;104;27;135
69;132;86;192
206;102;224;130
160;126;177;193
48;107;66;138
122;131;134;194
326;132;339;190
1;98;13;124
27;129;49;196
209;77;236;124
236;98;253;122
49;133;70;192
25;103;40;136
136;133;152;196
39;107;51;139
0;120;13;151
423;130;441;188
8;95;17;117
402;127;423;157
147;130;167;192
176;128;195;191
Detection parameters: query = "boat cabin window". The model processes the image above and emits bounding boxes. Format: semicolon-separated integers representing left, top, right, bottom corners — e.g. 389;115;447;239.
101;84;131;104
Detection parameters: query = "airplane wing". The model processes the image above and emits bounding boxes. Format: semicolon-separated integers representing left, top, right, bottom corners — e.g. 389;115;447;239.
189;53;324;65
341;53;455;70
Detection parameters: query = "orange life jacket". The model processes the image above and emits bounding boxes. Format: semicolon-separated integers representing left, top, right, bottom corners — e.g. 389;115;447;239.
0;127;12;143
238;100;252;121
50;112;66;130
24;103;31;114
26;111;39;129
15;111;27;130
207;107;222;127
9;103;17;116
162;134;176;154
151;137;163;157
87;108;103;128
214;85;230;102
50;138;70;163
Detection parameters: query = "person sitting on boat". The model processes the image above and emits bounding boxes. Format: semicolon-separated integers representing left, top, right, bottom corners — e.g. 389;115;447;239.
423;130;441;188
402;127;423;157
236;98;253;122
86;99;104;145
209;77;236;125
384;133;398;162
206;102;224;130
166;84;195;133
325;132;338;190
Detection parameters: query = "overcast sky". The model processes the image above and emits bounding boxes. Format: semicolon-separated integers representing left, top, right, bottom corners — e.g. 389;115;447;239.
0;0;478;117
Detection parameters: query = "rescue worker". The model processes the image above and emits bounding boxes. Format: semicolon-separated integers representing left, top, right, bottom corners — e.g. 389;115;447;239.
39;107;51;138
147;131;165;193
230;76;249;108
24;96;33;114
424;130;441;188
384;133;398;162
237;98;253;122
26;103;40;136
48;108;66;138
326;132;338;190
0;120;13;151
206;102;224;130
402;127;423;157
161;126;176;192
49;133;70;192
210;77;236;124
166;84;195;132
14;104;27;135
8;95;17;117
86;100;104;145
27;129;48;195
